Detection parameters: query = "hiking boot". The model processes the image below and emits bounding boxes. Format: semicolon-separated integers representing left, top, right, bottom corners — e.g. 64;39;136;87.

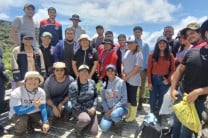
137;98;144;111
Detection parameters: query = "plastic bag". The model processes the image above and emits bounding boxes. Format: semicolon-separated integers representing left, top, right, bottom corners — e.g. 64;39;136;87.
172;93;200;133
159;88;174;115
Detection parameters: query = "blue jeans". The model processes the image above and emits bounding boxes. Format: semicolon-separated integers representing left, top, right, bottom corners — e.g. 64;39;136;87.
150;75;169;113
47;98;72;119
172;87;205;138
100;107;127;132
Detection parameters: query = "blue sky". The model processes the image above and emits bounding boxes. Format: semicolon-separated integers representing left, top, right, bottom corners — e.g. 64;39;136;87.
0;0;207;48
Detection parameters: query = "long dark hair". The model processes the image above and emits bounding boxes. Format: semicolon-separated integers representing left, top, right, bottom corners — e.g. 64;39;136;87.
152;40;170;62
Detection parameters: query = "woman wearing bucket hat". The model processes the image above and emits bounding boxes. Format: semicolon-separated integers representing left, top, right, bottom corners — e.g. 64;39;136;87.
9;71;49;137
44;62;74;124
98;38;118;81
100;64;127;133
121;36;143;122
72;34;98;82
69;64;98;137
148;36;175;115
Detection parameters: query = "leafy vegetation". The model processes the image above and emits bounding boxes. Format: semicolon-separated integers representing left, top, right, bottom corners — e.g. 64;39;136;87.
0;20;15;87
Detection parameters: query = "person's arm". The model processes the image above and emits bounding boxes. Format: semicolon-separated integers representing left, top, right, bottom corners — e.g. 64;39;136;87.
167;54;176;82
57;96;69;111
143;43;150;70
11;17;21;46
170;64;185;100
89;61;98;79
37;49;46;78
72;60;78;78
101;89;110;112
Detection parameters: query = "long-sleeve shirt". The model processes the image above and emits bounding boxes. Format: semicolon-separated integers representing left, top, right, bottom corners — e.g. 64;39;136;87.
147;53;175;84
136;39;150;70
69;79;98;112
101;76;127;112
9;86;48;123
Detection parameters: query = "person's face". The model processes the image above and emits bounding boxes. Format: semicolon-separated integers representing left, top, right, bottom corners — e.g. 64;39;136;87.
163;27;174;39
78;69;89;79
80;39;90;48
54;68;65;77
105;34;113;40
127;42;137;51
118;37;126;47
65;30;75;41
72;19;79;27
104;43;112;51
24;7;35;17
158;41;167;51
134;29;142;39
25;77;39;90
106;69;115;80
186;29;201;45
41;36;51;46
96;28;104;36
23;37;33;46
48;10;56;19
178;36;188;45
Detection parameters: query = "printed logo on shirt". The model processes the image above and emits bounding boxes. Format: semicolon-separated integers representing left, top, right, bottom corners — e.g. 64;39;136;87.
22;99;33;107
88;53;93;59
105;88;118;100
55;26;59;30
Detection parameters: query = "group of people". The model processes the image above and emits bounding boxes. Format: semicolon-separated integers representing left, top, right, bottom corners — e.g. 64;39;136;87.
0;2;207;138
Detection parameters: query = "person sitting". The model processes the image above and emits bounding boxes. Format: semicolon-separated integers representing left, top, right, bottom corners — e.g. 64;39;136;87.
44;62;74;124
100;64;127;132
9;71;49;137
69;64;98;137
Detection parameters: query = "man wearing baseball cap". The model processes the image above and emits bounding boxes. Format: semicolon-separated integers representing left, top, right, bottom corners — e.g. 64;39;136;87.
11;3;37;48
184;22;207;48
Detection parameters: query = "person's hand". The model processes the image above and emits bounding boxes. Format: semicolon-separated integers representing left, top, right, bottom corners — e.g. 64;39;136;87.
88;107;96;116
58;103;64;112
42;123;50;133
105;108;113;118
148;83;153;91
33;100;41;108
171;89;179;101
122;74;127;81
163;77;169;85
53;106;61;118
187;89;200;103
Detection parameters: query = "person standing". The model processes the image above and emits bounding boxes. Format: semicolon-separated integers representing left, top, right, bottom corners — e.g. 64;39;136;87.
100;64;127;132
9;71;49;137
91;25;104;50
70;14;86;42
122;37;143;122
11;3;38;48
0;48;9;135
133;26;150;110
54;28;79;78
72;34;98;82
39;7;62;47
11;33;46;86
147;36;175;115
69;65;98;137
39;32;54;77
98;39;118;81
116;34;127;78
171;20;208;138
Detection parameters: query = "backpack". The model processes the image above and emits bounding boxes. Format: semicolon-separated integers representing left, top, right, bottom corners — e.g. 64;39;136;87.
134;113;172;138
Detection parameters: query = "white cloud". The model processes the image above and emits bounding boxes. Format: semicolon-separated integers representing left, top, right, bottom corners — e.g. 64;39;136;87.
0;0;27;12
39;0;180;26
0;13;9;20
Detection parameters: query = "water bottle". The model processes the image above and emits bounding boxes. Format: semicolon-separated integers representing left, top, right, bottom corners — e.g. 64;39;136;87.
11;80;16;90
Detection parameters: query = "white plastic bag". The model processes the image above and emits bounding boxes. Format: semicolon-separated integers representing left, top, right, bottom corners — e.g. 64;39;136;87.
159;88;174;115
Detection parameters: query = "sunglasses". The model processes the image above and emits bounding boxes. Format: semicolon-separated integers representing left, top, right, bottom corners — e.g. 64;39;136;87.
55;69;64;72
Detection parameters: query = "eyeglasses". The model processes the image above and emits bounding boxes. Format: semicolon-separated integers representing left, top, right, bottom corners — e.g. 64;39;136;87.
55;69;64;72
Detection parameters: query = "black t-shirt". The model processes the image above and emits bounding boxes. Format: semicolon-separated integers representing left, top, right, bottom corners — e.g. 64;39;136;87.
73;47;98;70
62;41;75;75
181;47;208;99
